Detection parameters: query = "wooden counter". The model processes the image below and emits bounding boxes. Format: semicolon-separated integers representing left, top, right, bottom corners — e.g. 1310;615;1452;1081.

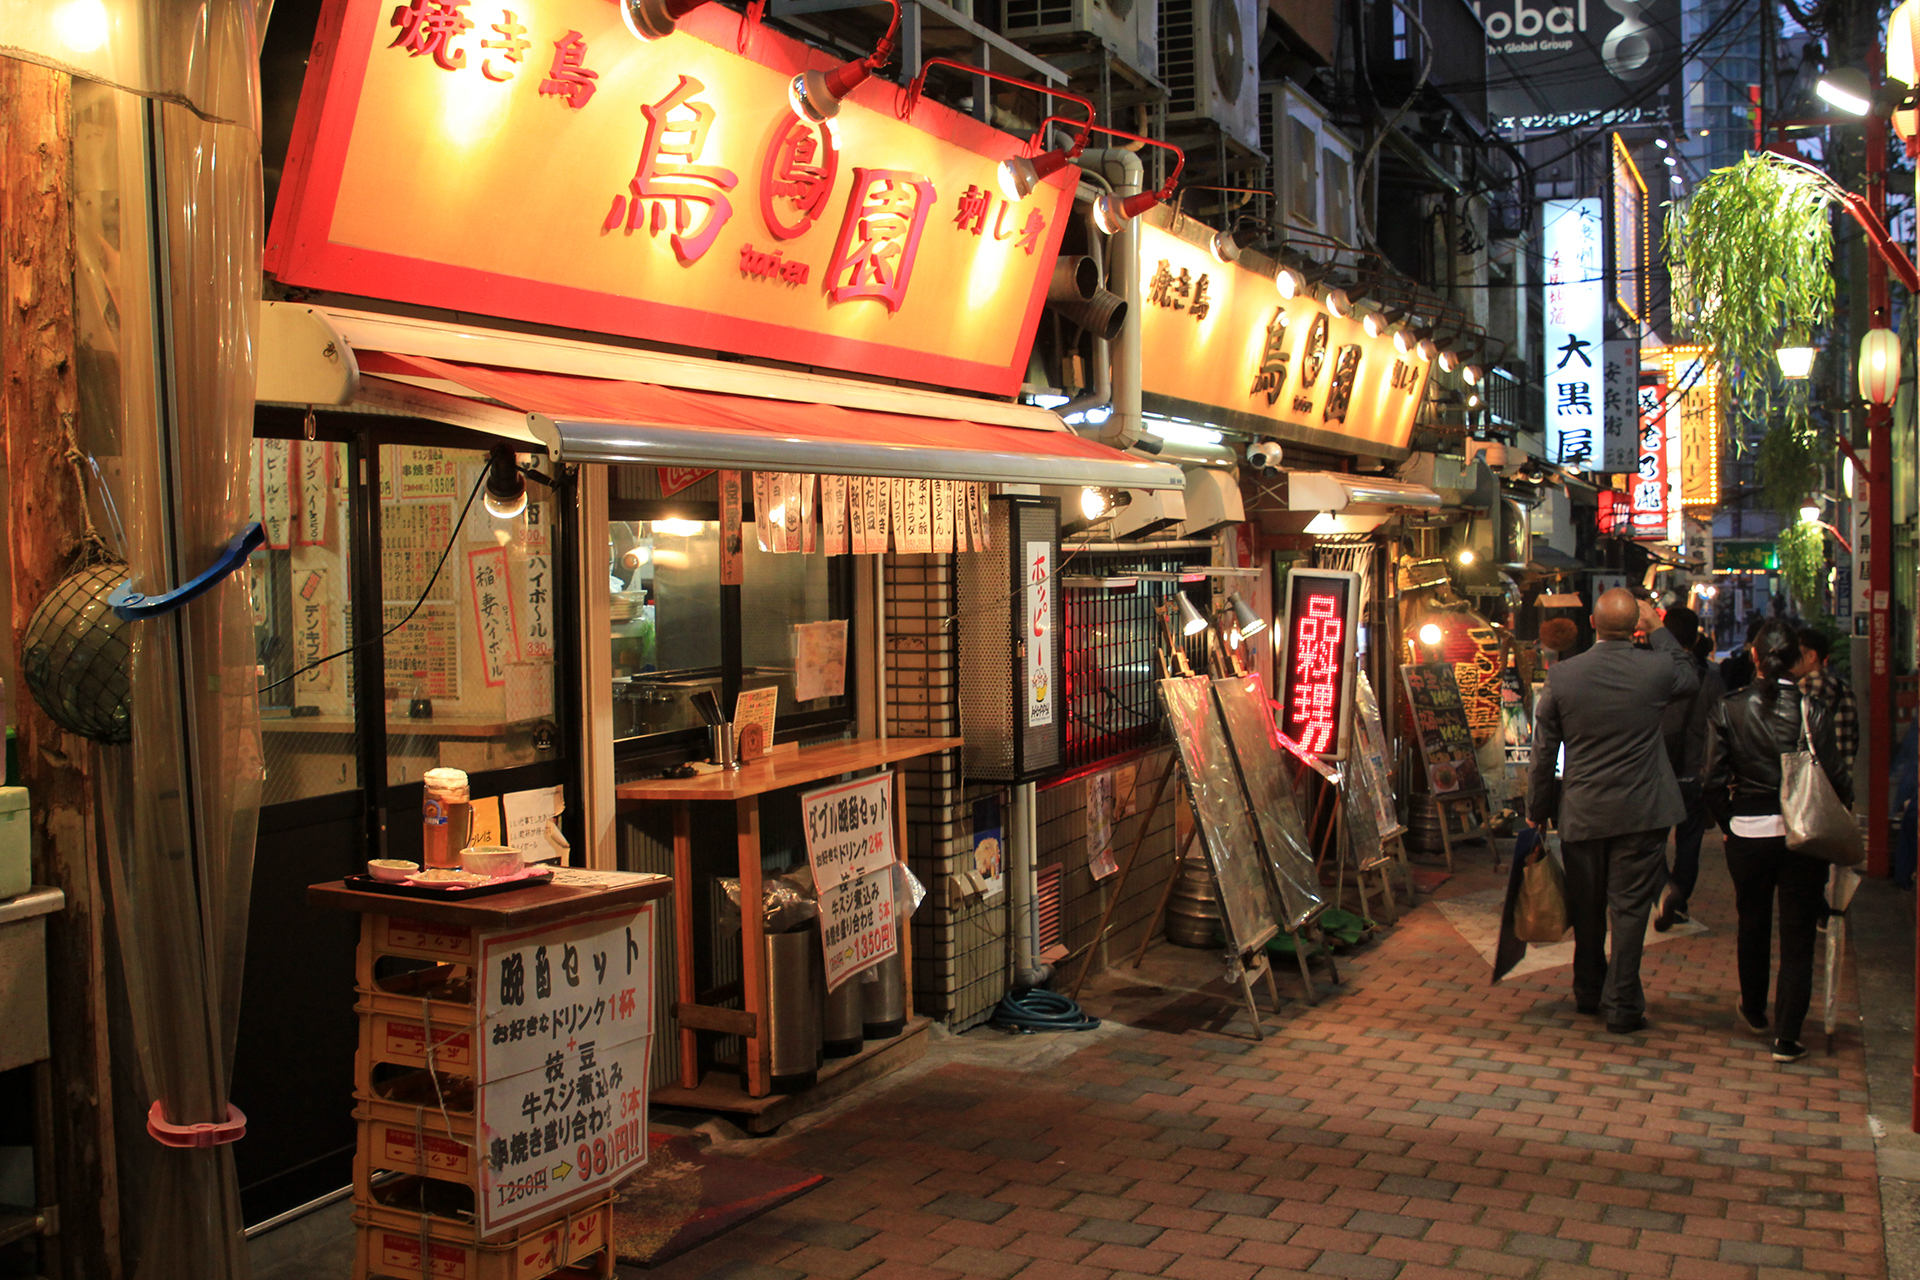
612;735;963;804
307;870;672;929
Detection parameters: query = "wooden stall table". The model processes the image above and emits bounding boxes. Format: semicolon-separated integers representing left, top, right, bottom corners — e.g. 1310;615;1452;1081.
310;870;672;1280
614;737;961;1109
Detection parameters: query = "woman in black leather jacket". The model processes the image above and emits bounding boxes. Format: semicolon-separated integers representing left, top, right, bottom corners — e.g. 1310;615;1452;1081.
1702;619;1848;1065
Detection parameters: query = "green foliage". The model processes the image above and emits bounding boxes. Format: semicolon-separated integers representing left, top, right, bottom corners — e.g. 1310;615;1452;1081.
1776;521;1826;615
1757;413;1822;519
1665;155;1835;434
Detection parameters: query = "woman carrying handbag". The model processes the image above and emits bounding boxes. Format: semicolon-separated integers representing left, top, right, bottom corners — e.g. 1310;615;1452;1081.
1702;619;1853;1064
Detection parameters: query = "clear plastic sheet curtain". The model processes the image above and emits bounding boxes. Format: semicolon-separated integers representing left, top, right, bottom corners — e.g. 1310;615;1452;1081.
1159;677;1280;952
1210;676;1323;930
67;2;265;1275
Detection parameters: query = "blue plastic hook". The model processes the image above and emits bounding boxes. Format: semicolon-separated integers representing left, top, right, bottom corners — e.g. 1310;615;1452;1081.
109;522;267;621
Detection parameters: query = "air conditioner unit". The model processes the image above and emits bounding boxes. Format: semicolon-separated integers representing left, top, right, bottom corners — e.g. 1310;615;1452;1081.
1001;0;1158;83
1159;0;1260;154
958;495;1065;783
1266;83;1356;247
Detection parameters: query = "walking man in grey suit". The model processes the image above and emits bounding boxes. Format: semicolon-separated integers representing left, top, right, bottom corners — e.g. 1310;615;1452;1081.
1528;588;1700;1033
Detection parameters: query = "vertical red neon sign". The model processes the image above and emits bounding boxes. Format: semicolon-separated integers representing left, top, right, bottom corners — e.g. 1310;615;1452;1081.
1277;569;1359;760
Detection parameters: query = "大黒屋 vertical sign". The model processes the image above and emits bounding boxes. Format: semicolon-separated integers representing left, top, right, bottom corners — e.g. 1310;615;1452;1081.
1543;198;1604;468
477;906;655;1234
801;774;898;990
1025;541;1053;728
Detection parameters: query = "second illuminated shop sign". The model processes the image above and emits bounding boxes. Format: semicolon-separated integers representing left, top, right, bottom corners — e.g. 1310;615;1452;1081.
268;0;1073;395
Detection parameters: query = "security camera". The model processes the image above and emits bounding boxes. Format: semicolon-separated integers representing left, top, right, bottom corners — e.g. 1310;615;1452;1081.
1246;439;1283;475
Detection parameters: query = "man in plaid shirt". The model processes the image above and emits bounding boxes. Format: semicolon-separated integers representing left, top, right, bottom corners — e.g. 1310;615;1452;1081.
1796;628;1858;796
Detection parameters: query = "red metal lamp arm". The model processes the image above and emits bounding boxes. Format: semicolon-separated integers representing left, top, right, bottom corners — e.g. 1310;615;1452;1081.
1072;123;1185;199
903;59;1094;149
1836;190;1920;294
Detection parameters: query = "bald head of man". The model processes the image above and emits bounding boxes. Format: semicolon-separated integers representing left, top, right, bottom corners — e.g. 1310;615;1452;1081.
1592;588;1646;642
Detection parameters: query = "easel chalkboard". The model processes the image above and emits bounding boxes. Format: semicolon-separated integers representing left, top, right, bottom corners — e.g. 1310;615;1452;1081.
1401;662;1485;795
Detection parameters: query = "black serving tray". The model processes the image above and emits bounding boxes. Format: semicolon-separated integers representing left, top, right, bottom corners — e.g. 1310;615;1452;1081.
344;868;555;900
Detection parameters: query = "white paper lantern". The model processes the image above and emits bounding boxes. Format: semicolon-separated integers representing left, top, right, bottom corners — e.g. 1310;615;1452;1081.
1860;326;1902;405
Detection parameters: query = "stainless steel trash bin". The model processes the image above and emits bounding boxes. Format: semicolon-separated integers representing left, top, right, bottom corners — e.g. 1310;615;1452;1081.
860;950;906;1040
823;971;864;1057
766;928;823;1092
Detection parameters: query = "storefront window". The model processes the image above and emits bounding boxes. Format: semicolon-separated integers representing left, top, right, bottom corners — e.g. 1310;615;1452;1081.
380;445;564;786
609;466;853;752
251;439;359;806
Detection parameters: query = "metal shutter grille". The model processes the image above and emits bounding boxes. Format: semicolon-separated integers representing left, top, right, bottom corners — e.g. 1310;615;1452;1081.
1159;0;1197;117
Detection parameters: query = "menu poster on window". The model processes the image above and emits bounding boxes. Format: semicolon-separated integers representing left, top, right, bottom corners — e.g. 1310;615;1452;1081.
296;442;332;546
383;501;457;600
517;554;553;660
720;471;744;585
752;472;772;552
384;600;459;702
258;438;293;550
801;473;817;555
822;476;848;556
931;481;953;554
1086;769;1118;880
503;784;567;862
794;620;848;703
288;556;343;708
468;546;522;688
396;445;461;500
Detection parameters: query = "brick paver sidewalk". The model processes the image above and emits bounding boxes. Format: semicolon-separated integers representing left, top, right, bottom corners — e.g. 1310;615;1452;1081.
644;833;1883;1280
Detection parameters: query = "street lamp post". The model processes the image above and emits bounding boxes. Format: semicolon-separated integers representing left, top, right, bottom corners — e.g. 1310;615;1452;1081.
1864;46;1895;888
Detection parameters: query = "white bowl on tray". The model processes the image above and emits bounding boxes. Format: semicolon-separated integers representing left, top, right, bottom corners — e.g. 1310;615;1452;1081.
459;845;524;879
367;859;419;883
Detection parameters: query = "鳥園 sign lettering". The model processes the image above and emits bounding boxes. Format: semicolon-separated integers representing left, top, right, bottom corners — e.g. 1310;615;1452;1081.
267;0;1073;396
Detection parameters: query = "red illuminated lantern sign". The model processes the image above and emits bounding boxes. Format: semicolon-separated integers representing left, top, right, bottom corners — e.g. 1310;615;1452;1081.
1277;569;1360;760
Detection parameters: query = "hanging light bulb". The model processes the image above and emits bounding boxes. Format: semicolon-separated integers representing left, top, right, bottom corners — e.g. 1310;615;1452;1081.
1775;345;1817;379
1229;592;1265;639
1860;327;1902;405
1457;547;1476;566
1417;621;1444;646
483;446;528;520
1176;592;1210;636
1079;487;1109;521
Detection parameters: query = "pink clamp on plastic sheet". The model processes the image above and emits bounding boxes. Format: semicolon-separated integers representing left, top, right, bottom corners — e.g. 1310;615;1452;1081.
146;1101;247;1149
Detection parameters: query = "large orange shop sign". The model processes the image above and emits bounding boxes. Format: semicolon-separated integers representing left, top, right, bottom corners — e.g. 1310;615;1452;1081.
1135;221;1432;455
268;0;1075;395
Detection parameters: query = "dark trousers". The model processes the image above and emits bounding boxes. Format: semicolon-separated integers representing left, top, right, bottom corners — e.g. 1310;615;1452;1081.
1561;828;1669;1022
1724;831;1827;1046
1667;782;1712;906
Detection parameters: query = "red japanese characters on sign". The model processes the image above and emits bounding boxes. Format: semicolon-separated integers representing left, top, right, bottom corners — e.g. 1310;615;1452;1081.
1631;380;1671;539
267;0;1075;395
1277;569;1359;760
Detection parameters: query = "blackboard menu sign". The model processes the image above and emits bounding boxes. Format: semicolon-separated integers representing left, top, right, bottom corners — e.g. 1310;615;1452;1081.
1401;662;1485;795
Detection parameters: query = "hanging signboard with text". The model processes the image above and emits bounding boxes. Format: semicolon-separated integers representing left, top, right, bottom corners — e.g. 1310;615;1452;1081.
1135;218;1432;457
267;0;1074;396
1276;569;1360;760
1543;198;1605;469
1653;345;1722;510
1482;0;1684;128
801;774;899;991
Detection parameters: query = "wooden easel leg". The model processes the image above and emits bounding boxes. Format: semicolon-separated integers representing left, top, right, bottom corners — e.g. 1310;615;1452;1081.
1133;824;1199;969
1261;953;1283;1010
1437;799;1457;872
1238;965;1266;1040
1072;757;1177;998
1291;930;1318;1005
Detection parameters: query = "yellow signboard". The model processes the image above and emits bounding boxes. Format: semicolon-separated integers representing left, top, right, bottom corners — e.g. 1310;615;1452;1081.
1136;218;1431;455
267;0;1073;395
1653;345;1721;509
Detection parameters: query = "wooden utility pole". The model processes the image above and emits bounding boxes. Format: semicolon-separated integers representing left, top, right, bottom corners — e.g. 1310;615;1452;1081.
0;57;122;1280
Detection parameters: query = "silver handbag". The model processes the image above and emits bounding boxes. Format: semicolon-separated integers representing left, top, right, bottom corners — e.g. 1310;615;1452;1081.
1782;700;1865;866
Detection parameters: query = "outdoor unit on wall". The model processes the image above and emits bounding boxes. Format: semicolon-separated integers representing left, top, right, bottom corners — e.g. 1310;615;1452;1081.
958;495;1065;783
1001;0;1159;82
1268;82;1356;246
1159;0;1261;154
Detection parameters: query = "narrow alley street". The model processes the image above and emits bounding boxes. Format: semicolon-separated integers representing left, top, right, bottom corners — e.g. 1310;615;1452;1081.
628;837;1891;1280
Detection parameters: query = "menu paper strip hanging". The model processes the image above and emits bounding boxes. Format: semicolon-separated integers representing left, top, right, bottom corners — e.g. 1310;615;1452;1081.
259;438;293;550
905;478;933;553
867;477;888;554
823;475;847;555
848;477;867;554
752;472;772;552
802;473;817;555
932;480;954;554
720;470;744;584
975;483;991;551
887;480;905;553
296;442;330;546
784;473;804;553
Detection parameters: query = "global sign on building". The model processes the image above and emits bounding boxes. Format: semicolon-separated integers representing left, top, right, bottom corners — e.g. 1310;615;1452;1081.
1480;0;1684;127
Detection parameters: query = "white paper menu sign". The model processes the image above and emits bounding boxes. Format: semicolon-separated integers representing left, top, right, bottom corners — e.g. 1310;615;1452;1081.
848;477;867;554
503;784;566;861
902;479;933;553
734;685;778;750
296;442;331;546
801;774;899;991
866;478;888;553
752;472;773;551
976;483;992;551
258;438;293;549
476;905;654;1234
823;475;848;555
932;480;954;554
817;863;896;992
794;619;849;702
467;546;521;687
801;473;817;555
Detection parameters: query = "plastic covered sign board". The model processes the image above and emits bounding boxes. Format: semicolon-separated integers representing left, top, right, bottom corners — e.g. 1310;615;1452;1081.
1210;676;1324;930
1160;676;1280;953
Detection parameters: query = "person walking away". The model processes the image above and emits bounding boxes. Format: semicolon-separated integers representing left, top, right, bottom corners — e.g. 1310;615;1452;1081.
1655;606;1724;931
1719;614;1766;693
1794;628;1857;790
1528;588;1700;1034
1702;619;1849;1064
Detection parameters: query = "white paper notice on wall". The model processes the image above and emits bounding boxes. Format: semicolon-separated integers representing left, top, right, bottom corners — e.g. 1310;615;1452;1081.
823;475;847;555
794;619;849;703
296;441;331;546
467;546;520;687
258;438;293;550
502;784;567;862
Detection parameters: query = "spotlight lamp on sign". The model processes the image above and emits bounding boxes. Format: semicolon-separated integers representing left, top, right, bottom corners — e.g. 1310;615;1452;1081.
1175;591;1210;637
620;0;712;40
1229;592;1265;639
1210;219;1262;264
1080;125;1184;233
1860;327;1902;404
1274;264;1307;298
1317;285;1352;318
788;0;899;121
